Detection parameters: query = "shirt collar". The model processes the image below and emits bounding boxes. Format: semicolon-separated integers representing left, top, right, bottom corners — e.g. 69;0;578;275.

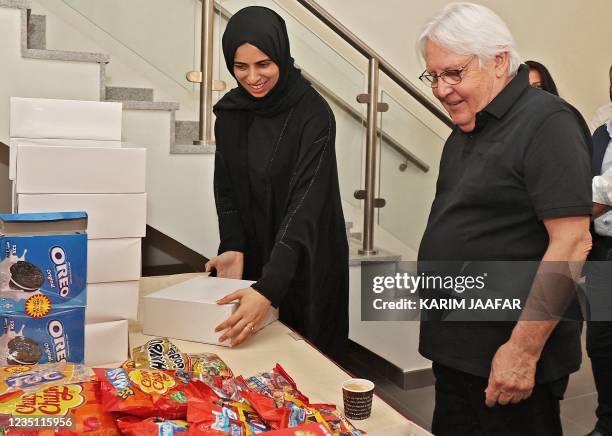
480;64;530;121
607;118;612;138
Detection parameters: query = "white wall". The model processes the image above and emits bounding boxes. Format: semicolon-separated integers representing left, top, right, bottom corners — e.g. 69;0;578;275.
313;0;612;120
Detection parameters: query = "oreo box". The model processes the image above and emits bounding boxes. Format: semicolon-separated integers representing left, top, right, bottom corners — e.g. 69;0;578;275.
0;212;87;316
0;307;85;365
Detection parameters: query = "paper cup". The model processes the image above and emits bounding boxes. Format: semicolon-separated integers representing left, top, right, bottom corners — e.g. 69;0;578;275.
342;378;375;420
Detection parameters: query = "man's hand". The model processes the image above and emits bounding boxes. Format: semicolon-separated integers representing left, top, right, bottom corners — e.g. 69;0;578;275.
205;251;244;279
485;340;538;407
486;215;591;407
214;287;271;347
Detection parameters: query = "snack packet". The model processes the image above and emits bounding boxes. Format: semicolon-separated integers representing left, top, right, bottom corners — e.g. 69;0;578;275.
310;404;364;436
116;416;189;436
0;363;93;400
188;353;233;379
131;339;189;371
244;365;308;405
95;367;190;419
240;389;330;432
129;338;233;378
0;381;120;435
185;380;270;435
261;423;333;435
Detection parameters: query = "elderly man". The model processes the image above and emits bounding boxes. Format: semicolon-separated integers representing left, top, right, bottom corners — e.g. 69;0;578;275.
416;3;592;435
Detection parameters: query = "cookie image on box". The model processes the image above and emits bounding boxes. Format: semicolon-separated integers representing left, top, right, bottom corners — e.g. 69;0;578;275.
6;336;42;365
8;261;44;292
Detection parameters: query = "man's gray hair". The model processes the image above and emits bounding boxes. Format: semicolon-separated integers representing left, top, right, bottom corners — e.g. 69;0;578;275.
417;2;521;76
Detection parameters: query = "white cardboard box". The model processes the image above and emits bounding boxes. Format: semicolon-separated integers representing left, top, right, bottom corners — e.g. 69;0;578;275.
142;277;279;346
85;281;140;323
16;193;146;239
15;145;145;194
88;238;141;283
10;97;122;141
9;138;122;181
84;320;128;366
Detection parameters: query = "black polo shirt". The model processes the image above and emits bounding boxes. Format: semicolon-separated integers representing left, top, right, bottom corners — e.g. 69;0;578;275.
418;64;592;383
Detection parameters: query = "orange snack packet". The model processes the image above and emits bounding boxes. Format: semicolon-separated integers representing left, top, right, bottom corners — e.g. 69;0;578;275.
0;381;119;435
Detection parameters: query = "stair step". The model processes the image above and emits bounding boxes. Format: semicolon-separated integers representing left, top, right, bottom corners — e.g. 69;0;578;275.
105;86;153;102
111;100;179;111
175;120;199;145
22;48;110;63
27;14;45;49
0;0;31;9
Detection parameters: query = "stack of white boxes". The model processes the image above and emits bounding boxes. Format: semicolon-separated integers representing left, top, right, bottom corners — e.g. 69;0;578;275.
9;97;146;365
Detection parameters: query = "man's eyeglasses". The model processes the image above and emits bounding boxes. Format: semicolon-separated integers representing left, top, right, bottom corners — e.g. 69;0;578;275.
419;56;476;88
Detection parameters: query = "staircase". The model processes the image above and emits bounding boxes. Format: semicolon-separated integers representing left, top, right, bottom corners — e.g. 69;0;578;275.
1;1;212;150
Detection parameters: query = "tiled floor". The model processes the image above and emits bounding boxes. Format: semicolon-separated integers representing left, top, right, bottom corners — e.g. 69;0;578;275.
340;334;599;435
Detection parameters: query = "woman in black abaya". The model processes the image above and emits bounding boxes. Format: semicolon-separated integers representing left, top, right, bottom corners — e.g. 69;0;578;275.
205;6;349;359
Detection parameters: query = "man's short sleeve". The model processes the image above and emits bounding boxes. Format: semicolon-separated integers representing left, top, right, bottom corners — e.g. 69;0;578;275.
524;109;592;220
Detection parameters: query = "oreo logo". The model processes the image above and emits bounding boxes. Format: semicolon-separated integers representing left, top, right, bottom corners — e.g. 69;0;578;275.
50;247;70;297
48;319;67;362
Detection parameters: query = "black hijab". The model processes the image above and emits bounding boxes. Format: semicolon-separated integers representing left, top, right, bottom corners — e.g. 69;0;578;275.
213;6;310;117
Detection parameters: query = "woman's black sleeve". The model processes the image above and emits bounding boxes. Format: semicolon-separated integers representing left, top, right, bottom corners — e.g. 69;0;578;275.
213;148;247;254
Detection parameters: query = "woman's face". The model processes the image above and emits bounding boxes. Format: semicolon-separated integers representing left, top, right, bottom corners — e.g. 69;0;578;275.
528;68;543;89
233;43;280;97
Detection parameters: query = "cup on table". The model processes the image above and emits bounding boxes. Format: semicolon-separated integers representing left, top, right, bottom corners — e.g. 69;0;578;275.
342;378;375;420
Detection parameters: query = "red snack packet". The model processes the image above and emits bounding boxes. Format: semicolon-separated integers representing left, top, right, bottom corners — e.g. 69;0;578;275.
116;416;189;436
185;380;270;435
239;389;289;430
272;365;309;405
240;366;329;431
95;367;189;419
261;423;333;435
0;381;120;436
187;421;241;436
310;404;365;436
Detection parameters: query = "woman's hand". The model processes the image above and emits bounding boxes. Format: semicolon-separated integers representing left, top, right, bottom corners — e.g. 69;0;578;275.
215;287;271;346
205;251;244;279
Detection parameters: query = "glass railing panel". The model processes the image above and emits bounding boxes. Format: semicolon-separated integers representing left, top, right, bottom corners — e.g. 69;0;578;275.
215;0;366;208
378;90;445;253
63;0;198;90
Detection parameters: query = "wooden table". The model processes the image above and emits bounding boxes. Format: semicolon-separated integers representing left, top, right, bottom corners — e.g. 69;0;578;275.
129;273;432;436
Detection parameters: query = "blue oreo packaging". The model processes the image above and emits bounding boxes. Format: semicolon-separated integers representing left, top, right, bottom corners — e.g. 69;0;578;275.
0;212;87;316
0;307;85;365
